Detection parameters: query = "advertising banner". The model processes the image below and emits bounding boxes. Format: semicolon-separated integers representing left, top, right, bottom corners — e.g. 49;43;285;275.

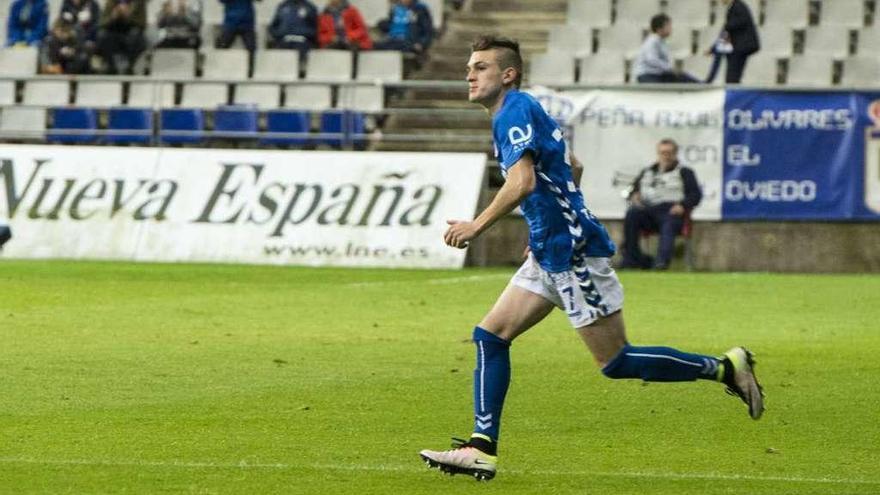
0;146;486;268
529;86;725;220
721;90;880;220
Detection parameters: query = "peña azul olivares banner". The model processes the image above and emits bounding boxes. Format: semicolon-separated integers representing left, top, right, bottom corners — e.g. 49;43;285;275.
0;146;486;268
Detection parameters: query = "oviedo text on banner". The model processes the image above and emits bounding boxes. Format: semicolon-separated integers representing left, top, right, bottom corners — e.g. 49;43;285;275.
0;146;486;268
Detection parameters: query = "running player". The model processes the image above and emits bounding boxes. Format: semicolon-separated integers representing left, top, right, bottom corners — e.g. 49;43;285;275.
418;35;764;481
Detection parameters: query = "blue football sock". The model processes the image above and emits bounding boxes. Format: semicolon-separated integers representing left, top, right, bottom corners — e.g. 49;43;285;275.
602;344;721;382
472;327;511;444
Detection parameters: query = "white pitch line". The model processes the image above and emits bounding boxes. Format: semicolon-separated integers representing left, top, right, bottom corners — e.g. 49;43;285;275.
345;274;509;288
1;457;878;486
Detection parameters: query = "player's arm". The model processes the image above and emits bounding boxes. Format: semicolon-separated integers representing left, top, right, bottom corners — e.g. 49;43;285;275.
444;153;536;249
569;152;583;184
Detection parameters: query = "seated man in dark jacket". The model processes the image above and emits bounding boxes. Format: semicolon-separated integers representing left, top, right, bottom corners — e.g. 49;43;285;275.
374;0;433;54
621;138;702;270
268;0;317;54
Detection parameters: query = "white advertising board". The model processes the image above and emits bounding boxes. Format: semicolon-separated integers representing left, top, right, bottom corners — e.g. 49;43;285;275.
0;146;486;268
528;86;724;220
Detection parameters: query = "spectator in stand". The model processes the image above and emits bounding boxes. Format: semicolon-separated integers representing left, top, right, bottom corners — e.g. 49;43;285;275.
374;0;434;55
41;18;91;74
60;0;100;43
6;0;49;47
705;0;760;84
619;138;702;270
633;14;699;83
268;0;317;55
217;0;258;50
96;0;146;74
156;0;202;49
317;0;372;50
0;222;11;251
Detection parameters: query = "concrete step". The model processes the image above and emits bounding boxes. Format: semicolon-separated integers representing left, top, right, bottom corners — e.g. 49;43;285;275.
384;111;489;130
390;98;475;109
454;11;567;23
372;139;491;153
469;0;568;12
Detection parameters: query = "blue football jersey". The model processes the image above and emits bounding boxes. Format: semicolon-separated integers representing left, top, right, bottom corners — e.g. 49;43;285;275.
493;89;616;272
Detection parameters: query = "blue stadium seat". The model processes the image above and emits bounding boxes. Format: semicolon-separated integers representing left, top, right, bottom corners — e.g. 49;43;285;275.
160;108;205;145
262;110;311;147
320;111;365;149
107;108;153;145
214;105;258;139
47;108;97;144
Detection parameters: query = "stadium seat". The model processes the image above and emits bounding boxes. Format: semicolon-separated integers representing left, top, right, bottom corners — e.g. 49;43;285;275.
665;26;695;58
0;47;40;76
128;82;176;108
528;52;576;86
357;51;403;82
284;84;332;110
253;49;301;81
803;26;851;58
150;49;197;79
785;55;834;87
0;106;46;140
663;0;712;28
0;81;15;105
180;83;229;107
595;24;645;57
352;0;390;26
234;83;281;109
262;110;311;146
22;80;70;106
107;108;154;145
547;25;593;58
738;53;780;85
213;105;259;139
854;28;880;55
47;107;98;143
758;24;795;57
614;0;661;26
818;0;865;27
421;0;443;29
306;49;353;81
320;111;365;149
76;81;124;107
763;0;810;28
679;54;713;81
203;0;223;24
840;56;880;86
337;86;384;112
567;0;612;28
696;25;721;53
160;108;205;144
202;49;250;80
578;53;627;84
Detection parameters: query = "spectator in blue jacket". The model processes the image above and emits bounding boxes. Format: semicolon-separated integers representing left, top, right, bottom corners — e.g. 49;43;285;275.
268;0;317;55
217;0;258;50
374;0;433;54
6;0;49;47
59;0;100;43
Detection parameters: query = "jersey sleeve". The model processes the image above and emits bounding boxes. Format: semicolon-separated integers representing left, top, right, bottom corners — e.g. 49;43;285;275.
494;95;539;171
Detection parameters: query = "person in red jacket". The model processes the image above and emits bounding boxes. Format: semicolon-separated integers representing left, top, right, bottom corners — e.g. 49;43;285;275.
317;0;371;50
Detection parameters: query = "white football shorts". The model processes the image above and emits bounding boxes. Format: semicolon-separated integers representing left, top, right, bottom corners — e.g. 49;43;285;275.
511;253;624;328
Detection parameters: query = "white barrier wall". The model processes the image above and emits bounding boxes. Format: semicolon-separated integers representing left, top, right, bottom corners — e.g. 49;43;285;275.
0;146;486;268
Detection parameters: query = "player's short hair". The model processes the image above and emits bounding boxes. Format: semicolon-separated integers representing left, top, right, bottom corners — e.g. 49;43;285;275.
658;138;679;151
471;35;523;89
650;13;670;32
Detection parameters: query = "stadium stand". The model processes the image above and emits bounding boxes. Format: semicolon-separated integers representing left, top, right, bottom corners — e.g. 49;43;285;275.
0;106;45;139
763;0;810;29
0;47;40;76
160;108;204;144
0;81;15;105
595;23;644;57
234;83;281;109
840;56;880;86
107;108;154;144
567;0;612;28
579;53;628;85
662;0;712;29
284;84;332;110
679;54;712;82
180;82;229;107
202;49;251;80
803;25;851;58
127;82;176;108
252;49;301;81
528;52;576;85
151;49;198;79
757;24;795;57
305;49;354;81
818;0;867;28
738;53;780;86
547;25;593;58
76;81;125;107
48;108;98;143
23;80;70;106
356;50;404;81
614;0;660;26
786;55;835;87
664;25;695;59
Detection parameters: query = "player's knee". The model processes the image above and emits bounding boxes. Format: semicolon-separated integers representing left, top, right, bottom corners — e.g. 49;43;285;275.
472;326;511;346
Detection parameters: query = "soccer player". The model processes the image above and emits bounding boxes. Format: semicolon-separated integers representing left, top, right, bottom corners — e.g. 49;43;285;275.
418;35;764;481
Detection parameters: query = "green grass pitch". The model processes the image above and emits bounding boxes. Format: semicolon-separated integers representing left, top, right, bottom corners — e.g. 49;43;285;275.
2;260;879;494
